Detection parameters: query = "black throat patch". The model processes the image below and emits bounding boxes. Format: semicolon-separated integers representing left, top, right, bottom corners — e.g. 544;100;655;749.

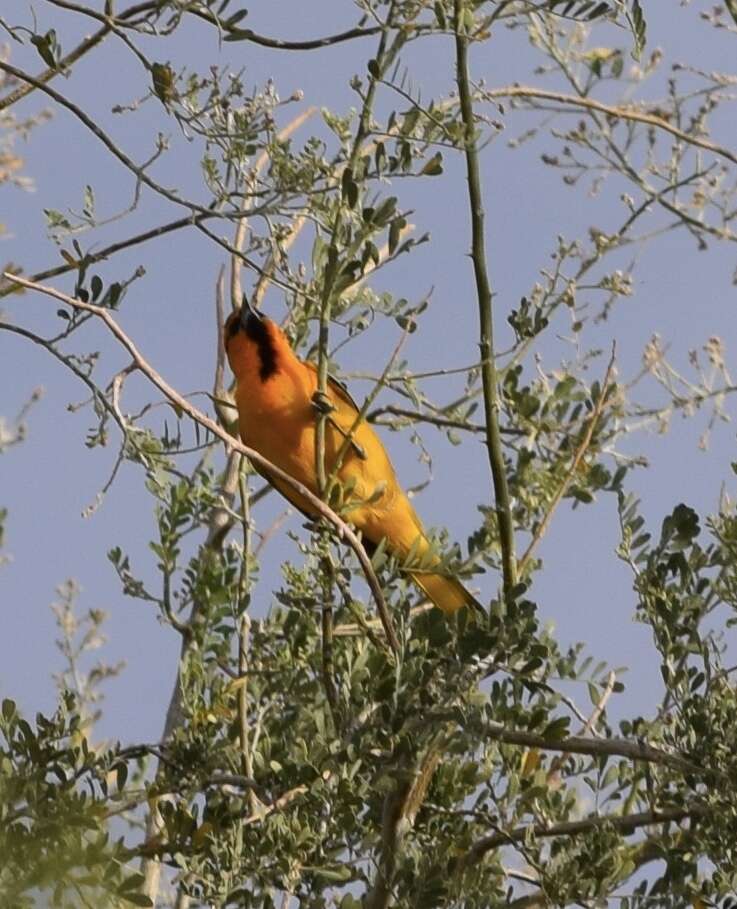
243;312;278;381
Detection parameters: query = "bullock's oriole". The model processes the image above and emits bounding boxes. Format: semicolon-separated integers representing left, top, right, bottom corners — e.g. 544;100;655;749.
224;298;479;614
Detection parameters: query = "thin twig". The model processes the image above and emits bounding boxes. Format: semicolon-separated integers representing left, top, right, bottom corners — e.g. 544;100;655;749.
230;107;316;308
320;551;340;727
483;84;737;170
237;470;259;815
0;1;155;112
0;322;125;435
315;2;400;492
546;670;616;786
368;404;525;435
518;348;616;573
139;448;238;901
213;268;228;404
0;2;393;114
0;212;215;299
334;602;433;637
0;60;223;218
325;325;410;499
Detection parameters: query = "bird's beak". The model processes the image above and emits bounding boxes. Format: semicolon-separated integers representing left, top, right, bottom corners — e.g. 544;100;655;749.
239;293;260;330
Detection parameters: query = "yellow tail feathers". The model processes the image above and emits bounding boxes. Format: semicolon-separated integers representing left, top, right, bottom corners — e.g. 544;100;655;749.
409;571;482;615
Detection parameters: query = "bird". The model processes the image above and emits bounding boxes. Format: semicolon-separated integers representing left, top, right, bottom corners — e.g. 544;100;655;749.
223;297;480;615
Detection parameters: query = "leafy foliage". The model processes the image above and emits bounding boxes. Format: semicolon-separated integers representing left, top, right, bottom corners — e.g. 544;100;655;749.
3;0;737;906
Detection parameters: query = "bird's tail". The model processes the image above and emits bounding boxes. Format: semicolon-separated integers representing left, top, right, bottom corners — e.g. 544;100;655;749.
409;570;483;616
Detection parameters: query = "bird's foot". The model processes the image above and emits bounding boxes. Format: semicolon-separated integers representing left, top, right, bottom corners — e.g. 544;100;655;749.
311;390;335;415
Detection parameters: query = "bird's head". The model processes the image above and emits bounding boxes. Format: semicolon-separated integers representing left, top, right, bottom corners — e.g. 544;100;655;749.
224;296;282;383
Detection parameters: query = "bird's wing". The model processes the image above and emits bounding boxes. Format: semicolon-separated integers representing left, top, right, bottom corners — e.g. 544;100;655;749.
326;372;361;413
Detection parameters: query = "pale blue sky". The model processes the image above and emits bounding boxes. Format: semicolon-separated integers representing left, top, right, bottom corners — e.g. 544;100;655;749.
2;2;736;745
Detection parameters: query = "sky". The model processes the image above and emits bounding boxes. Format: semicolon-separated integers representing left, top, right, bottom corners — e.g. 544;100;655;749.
1;1;736;751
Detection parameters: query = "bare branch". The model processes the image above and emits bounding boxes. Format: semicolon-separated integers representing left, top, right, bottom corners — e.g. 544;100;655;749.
0;60;209;214
483;84;737;170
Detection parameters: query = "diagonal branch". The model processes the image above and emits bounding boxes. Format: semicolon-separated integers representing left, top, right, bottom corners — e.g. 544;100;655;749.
0;1;391;113
0;60;201;215
518;348;616;574
0;212;215;299
0;60;277;226
0;0;154;112
482;85;737;170
463;803;707;866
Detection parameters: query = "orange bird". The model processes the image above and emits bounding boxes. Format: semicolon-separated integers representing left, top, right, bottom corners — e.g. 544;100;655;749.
224;298;479;614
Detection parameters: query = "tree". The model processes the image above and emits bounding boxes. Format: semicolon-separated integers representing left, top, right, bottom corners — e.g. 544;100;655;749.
2;1;737;906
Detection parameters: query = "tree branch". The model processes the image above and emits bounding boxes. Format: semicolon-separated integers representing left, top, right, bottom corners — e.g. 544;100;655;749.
0;60;274;223
454;0;517;597
483;84;737;170
463;803;707;865
0;1;155;112
368;404;526;435
314;3;399;493
484;723;703;776
518;348;616;574
0;212;216;299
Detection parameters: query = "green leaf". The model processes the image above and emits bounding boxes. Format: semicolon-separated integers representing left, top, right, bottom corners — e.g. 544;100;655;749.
542;716;571;740
388;217;406;255
340;895;363;909
420;152;443;176
119;894;153;908
44;209;72;231
104;282;123;308
374;141;386;174
434;1;447;29
309;865;353;882
91;275;103;301
31;31;58;70
119;872;147;894
341;167;358;208
223;8;249;28
660;503;700;550
624;0;646;59
223;27;256;41
372;196;397;227
83;184;95;218
151;62;175;106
